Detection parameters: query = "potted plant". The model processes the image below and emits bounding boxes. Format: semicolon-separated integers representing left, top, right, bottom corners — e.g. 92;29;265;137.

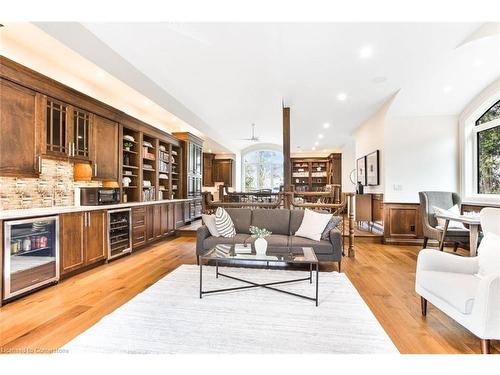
124;142;133;151
249;226;272;254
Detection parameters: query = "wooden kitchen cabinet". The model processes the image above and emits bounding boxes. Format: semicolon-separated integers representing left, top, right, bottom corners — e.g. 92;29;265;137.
213;159;233;187
84;210;107;264
145;205;155;242
0;79;42;178
60;210;107;276
153;204;162;239
131;207;146;248
203;153;215;186
92;115;119;181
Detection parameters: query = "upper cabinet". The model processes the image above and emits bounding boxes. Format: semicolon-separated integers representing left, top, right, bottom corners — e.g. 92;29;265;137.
42;96;92;162
72;108;92;160
0;79;42;178
213;159;233;187
92;115;119;181
203;153;215;186
44;97;69;158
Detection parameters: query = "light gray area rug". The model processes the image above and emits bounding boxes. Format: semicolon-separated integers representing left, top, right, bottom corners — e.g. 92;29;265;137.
64;265;398;354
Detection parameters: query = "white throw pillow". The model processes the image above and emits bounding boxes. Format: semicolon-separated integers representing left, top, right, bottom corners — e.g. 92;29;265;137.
202;214;220;237
476;232;500;278
214;207;236;238
294;209;333;241
433;205;466;230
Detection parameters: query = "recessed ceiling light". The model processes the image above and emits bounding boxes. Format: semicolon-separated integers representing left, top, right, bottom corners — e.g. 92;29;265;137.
359;46;373;59
314;141;319;146
337;93;347;101
208;149;212;153
96;70;105;78
144;99;151;106
443;85;453;93
312;146;316;151
323;122;331;129
318;134;324;139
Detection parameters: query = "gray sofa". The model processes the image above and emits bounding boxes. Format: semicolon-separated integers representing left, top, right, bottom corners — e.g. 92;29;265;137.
196;208;343;269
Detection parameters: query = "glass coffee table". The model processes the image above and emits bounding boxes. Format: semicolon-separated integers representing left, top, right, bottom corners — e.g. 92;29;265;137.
199;244;320;306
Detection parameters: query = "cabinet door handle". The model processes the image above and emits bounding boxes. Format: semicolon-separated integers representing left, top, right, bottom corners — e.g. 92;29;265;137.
84;212;87;227
38;156;42;173
71;142;75;157
94;163;97;177
88;212;91;226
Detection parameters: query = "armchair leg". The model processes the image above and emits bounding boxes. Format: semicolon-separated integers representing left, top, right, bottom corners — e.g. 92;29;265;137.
338;261;341;273
480;339;490;354
453;242;459;252
197;255;200;265
420;297;427;316
423;237;428;249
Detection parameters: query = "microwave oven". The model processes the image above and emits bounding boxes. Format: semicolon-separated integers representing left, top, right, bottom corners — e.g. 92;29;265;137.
76;187;121;206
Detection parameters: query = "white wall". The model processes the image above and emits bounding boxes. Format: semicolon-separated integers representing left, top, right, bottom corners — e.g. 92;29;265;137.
384;115;459;203
353;96;395;194
340;138;356;193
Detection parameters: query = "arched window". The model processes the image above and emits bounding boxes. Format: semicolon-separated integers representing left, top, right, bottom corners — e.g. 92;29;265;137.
242;149;283;192
475;99;500;194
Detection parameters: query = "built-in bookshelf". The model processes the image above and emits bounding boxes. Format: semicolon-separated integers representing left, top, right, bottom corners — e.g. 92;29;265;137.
291;158;329;192
121;127;141;203
171;144;181;199
158;140;171;200
142;134;157;201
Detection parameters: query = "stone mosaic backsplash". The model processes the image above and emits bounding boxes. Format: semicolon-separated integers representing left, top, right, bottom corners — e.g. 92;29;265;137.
0;158;101;210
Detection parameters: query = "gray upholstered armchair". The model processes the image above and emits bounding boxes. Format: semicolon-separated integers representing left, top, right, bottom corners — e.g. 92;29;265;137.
418;191;470;251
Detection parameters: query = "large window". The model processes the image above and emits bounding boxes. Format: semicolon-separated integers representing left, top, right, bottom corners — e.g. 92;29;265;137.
475;100;500;194
243;150;283;192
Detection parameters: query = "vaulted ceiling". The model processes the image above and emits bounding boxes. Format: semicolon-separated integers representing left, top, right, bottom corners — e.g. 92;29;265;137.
37;22;500;153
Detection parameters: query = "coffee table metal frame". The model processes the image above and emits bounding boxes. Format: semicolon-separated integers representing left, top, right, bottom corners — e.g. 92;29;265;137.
199;246;319;306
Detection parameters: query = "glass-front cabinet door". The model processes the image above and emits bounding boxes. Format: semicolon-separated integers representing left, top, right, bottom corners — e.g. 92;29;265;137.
72;109;91;160
45;98;69;157
3;216;59;299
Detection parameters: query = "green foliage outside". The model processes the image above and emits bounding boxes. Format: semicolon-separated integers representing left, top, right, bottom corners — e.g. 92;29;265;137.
478;125;500;194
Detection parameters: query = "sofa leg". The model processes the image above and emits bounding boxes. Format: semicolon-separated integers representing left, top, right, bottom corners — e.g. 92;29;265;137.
480;339;490;354
453;242;459;252
196;255;199;266
421;297;427;316
337;261;341;273
423;237;428;249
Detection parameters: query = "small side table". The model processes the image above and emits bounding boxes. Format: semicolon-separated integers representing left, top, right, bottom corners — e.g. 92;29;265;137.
435;214;481;256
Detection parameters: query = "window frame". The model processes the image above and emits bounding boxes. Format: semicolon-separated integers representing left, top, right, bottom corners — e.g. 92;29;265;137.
473;117;500;195
242;149;284;192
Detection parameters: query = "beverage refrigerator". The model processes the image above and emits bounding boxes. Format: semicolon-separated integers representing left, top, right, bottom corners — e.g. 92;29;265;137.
3;216;59;300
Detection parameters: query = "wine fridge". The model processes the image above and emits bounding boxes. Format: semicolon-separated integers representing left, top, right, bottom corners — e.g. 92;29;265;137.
108;208;132;260
3;216;59;300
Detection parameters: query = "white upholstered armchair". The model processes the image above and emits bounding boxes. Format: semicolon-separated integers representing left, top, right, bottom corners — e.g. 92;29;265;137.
415;208;500;354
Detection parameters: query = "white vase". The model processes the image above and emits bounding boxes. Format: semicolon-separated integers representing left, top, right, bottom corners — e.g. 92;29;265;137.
254;237;268;255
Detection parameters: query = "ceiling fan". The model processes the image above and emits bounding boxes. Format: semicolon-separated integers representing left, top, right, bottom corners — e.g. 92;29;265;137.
239;123;260;142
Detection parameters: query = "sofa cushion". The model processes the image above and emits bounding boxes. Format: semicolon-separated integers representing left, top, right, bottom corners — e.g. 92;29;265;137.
289;209;305;235
418;270;479;314
251;209;290;235
215;207;236;237
290;236;333;255
295;209;332;241
266;234;290;247
224;208;252;234
203;234;251;250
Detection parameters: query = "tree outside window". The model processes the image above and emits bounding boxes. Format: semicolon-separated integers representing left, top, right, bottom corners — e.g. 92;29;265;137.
243;150;283;192
476;100;500;195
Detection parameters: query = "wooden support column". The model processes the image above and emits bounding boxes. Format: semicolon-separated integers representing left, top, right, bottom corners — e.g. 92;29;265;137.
347;193;355;257
283;106;291;208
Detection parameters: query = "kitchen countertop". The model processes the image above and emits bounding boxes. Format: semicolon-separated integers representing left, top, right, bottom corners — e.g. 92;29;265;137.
0;199;192;221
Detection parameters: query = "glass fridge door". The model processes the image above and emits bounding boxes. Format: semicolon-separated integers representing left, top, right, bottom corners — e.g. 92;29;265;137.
3;216;59;299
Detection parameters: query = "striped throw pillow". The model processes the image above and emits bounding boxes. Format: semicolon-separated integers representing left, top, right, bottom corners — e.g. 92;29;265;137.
215;207;236;238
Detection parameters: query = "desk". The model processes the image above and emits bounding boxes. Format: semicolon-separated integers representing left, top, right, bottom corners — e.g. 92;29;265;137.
435;213;481;256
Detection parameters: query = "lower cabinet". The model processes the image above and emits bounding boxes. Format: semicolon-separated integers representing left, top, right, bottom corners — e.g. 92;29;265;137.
132;203;178;250
60;210;107;276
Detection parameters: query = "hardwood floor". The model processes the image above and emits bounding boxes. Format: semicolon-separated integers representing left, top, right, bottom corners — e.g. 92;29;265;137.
0;237;497;354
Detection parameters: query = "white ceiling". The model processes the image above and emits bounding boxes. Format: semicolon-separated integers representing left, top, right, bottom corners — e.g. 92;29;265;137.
38;22;500;153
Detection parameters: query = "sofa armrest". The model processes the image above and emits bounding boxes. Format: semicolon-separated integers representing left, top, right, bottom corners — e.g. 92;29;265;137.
416;249;479;275
196;225;211;256
470;274;500;338
329;228;343;258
